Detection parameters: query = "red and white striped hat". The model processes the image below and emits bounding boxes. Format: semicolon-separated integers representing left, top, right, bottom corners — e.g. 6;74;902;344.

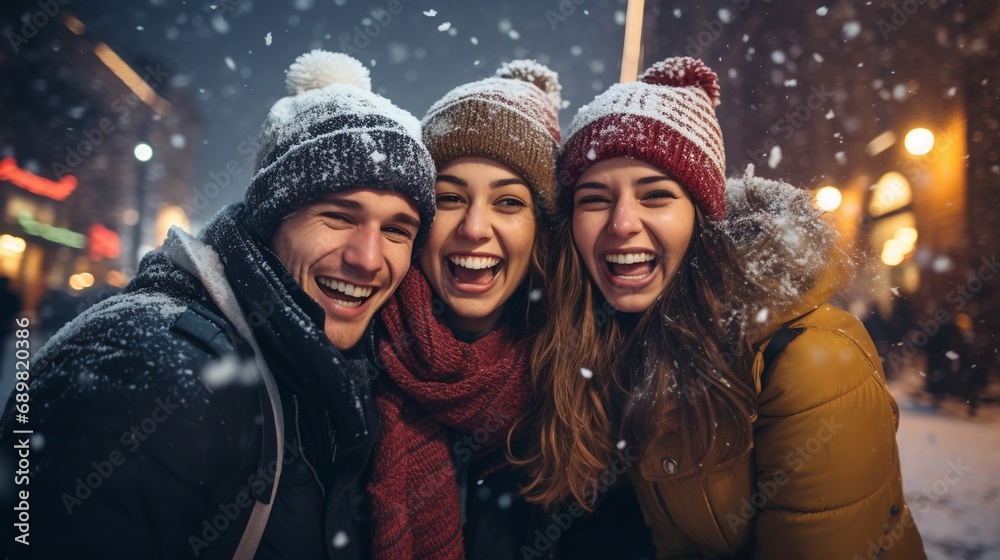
558;57;726;220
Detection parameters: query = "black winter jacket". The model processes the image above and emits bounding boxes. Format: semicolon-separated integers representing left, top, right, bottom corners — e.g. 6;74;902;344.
0;205;377;560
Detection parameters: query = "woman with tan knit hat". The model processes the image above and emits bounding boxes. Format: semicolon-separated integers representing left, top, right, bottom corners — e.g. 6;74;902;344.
365;60;560;560
518;56;926;559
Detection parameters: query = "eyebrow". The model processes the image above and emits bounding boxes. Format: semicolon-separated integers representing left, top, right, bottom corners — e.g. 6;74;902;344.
575;175;676;191
436;174;528;189
391;212;421;231
325;198;421;231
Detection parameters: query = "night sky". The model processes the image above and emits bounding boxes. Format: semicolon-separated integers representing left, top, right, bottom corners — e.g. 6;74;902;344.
45;0;631;230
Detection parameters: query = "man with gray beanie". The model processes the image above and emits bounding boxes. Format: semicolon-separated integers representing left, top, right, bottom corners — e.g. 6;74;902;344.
0;50;435;560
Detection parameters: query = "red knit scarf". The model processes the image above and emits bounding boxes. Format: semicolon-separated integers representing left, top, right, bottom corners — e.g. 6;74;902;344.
368;266;532;560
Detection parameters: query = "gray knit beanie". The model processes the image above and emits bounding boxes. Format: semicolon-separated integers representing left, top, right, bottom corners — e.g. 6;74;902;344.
244;50;436;251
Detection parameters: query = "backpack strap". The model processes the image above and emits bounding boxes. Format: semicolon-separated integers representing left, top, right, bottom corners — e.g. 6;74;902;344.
760;325;804;388
171;301;276;505
167;231;285;560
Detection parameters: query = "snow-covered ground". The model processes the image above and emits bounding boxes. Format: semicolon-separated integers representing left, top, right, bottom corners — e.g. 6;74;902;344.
891;368;1000;560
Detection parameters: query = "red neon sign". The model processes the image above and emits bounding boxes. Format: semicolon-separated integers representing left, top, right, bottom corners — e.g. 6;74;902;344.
89;223;121;261
0;157;77;201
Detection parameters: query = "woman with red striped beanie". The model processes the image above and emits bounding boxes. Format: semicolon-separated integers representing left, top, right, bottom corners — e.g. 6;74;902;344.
515;56;926;559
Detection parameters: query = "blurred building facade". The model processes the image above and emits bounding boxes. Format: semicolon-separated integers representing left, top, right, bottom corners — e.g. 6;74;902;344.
642;0;1000;363
0;4;199;313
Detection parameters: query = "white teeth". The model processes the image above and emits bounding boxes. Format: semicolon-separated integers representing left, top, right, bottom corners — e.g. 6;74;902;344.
604;253;656;264
616;272;653;280
449;256;501;270
317;277;373;299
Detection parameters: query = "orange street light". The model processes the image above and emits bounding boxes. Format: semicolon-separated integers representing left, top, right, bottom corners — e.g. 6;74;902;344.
904;128;934;156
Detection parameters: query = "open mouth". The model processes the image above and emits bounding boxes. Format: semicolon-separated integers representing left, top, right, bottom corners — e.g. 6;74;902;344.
604;252;657;280
316;276;377;309
447;255;504;286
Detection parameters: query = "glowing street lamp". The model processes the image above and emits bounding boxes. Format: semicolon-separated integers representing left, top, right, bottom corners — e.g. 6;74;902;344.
904;128;934;156
814;186;842;212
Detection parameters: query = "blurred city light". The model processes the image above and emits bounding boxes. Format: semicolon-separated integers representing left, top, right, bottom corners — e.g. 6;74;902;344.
156;205;190;244
881;239;907;266
134;142;153;162
0;234;27;254
93;42;172;115
866;131;897;156
895;226;919;246
106;270;128;288
870;172;913;217
905;127;935;155
881;227;919;267
814;186;843;212
68;272;95;291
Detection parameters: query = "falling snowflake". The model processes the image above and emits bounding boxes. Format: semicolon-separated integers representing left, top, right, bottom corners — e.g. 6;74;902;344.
767;145;782;169
755;308;770;323
497;493;513;509
265;32;272;46
580;367;594;379
438;22;451;32
423;9;437;17
890;286;901;296
224;56;236;71
586;148;597;160
617;439;627;450
529;289;543;302
332;531;349;549
842;21;861;40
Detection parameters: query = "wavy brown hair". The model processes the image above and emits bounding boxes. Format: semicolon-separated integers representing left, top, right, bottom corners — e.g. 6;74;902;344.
514;209;759;511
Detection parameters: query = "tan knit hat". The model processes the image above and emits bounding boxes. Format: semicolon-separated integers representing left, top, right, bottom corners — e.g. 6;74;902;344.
421;60;562;217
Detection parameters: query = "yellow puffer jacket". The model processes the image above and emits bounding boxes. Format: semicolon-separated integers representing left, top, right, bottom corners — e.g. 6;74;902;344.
629;169;925;559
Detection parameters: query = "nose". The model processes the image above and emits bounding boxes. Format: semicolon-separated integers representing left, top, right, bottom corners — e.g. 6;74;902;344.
457;201;493;243
341;226;383;277
608;197;642;238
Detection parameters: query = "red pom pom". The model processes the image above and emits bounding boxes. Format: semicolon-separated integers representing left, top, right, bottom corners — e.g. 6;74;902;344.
638;57;721;107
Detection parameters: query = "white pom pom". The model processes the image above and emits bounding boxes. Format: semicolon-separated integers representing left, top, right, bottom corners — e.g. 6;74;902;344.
496;59;562;112
285;50;371;95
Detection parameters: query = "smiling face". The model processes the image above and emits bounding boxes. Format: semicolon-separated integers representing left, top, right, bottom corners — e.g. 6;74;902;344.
419;156;537;333
272;189;420;350
572;157;696;314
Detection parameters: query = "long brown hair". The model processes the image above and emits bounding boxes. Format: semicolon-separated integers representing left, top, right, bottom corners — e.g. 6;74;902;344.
515;209;759;511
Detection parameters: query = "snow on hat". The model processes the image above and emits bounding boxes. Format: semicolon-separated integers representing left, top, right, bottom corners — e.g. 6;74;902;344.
245;50;436;249
421;60;562;218
558;56;726;220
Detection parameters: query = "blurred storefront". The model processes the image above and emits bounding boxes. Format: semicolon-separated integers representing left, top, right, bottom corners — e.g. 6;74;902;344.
640;0;1000;356
0;9;199;314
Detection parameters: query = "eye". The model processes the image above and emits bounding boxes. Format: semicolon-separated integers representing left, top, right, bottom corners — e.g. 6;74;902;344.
497;197;529;209
382;225;415;243
575;194;611;207
436;193;465;207
320;212;353;225
643;190;680;200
